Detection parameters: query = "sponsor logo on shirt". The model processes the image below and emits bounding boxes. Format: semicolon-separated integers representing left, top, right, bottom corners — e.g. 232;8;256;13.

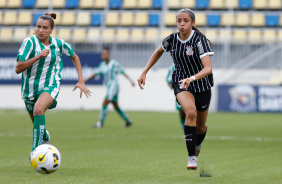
186;46;193;55
163;40;169;50
35;51;40;56
18;39;28;56
197;41;204;55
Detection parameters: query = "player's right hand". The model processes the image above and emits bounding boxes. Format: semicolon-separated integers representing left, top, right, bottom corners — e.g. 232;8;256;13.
39;49;50;58
137;73;146;90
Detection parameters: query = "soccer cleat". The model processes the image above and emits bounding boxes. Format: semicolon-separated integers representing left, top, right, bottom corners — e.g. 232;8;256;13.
43;130;51;144
187;157;198;170
196;144;201;157
125;121;132;128
93;121;103;128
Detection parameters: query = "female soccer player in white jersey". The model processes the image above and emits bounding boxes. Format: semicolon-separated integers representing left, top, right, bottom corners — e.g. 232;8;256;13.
166;64;185;130
85;47;135;128
138;9;214;170
15;13;91;151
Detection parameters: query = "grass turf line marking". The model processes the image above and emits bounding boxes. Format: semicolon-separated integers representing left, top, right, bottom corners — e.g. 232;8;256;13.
0;133;281;142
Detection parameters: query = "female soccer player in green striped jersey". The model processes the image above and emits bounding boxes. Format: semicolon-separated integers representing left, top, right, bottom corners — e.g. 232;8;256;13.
15;13;91;151
85;47;135;128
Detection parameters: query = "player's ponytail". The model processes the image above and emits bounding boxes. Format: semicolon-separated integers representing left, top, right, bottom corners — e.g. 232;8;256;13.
36;13;57;28
44;13;57;20
177;9;211;46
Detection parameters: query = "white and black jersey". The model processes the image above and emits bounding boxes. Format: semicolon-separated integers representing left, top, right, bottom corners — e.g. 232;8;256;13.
162;30;214;93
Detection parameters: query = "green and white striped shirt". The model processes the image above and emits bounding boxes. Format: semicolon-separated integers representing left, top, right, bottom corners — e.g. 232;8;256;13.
16;35;74;100
94;60;124;88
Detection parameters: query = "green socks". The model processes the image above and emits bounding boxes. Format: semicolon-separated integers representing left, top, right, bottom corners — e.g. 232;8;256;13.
99;105;108;125
32;115;45;151
116;107;130;122
99;106;130;124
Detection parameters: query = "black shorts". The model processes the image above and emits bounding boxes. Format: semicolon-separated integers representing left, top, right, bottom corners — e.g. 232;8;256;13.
172;83;212;112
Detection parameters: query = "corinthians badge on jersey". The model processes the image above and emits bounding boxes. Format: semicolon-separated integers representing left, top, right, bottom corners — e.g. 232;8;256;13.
186;46;193;55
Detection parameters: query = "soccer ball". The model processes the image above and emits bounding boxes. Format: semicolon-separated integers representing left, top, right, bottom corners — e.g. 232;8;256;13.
29;144;61;174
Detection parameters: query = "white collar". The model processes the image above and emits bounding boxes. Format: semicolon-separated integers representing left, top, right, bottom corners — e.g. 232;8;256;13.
177;30;195;43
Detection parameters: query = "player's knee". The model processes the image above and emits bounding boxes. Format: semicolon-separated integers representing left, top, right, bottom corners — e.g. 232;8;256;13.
185;109;197;120
33;105;45;115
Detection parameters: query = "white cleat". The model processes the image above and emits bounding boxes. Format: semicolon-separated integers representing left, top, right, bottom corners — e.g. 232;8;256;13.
196;144;201;157
187;157;198;170
93;121;102;128
43;130;51;144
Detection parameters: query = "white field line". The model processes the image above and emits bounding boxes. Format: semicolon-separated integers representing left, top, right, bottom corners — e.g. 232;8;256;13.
0;133;281;142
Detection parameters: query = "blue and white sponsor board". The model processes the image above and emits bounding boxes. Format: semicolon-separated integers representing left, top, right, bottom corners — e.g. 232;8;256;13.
0;53;103;85
218;84;282;112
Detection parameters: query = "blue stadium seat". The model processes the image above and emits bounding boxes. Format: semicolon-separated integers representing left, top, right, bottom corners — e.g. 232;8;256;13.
149;14;159;26
239;0;252;9
195;0;209;9
33;13;43;25
65;0;79;8
265;15;279;27
91;14;102;26
22;0;36;8
109;0;122;9
207;14;221;26
152;0;162;9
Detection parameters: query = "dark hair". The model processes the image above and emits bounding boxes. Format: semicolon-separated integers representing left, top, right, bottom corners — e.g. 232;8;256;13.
102;47;110;52
37;13;57;28
176;9;211;45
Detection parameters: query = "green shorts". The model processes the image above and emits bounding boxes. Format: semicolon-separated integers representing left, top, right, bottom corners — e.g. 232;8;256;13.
23;87;59;114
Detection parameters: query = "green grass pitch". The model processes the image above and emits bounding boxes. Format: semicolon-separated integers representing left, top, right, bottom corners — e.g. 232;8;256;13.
0;110;281;184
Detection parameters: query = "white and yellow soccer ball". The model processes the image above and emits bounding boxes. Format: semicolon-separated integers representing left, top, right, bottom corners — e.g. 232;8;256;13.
29;144;61;174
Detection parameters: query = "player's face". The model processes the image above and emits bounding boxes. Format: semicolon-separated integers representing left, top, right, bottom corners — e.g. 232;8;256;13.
101;50;110;61
36;19;53;41
176;12;195;34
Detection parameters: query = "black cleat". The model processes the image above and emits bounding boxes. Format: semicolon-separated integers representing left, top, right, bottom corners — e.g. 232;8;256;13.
125;121;132;128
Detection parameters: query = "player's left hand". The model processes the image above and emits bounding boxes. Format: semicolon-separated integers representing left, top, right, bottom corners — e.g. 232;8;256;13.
178;78;193;90
131;81;135;87
73;81;92;98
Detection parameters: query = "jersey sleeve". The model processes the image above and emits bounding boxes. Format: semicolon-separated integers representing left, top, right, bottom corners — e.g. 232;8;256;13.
166;64;174;83
161;34;173;52
62;40;74;58
196;35;214;59
16;37;33;62
115;61;125;74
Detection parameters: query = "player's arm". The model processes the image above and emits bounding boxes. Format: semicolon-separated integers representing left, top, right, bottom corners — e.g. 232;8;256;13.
15;49;49;74
194;55;212;79
179;55;212;89
137;45;164;89
71;52;91;98
84;73;97;83
123;73;135;87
